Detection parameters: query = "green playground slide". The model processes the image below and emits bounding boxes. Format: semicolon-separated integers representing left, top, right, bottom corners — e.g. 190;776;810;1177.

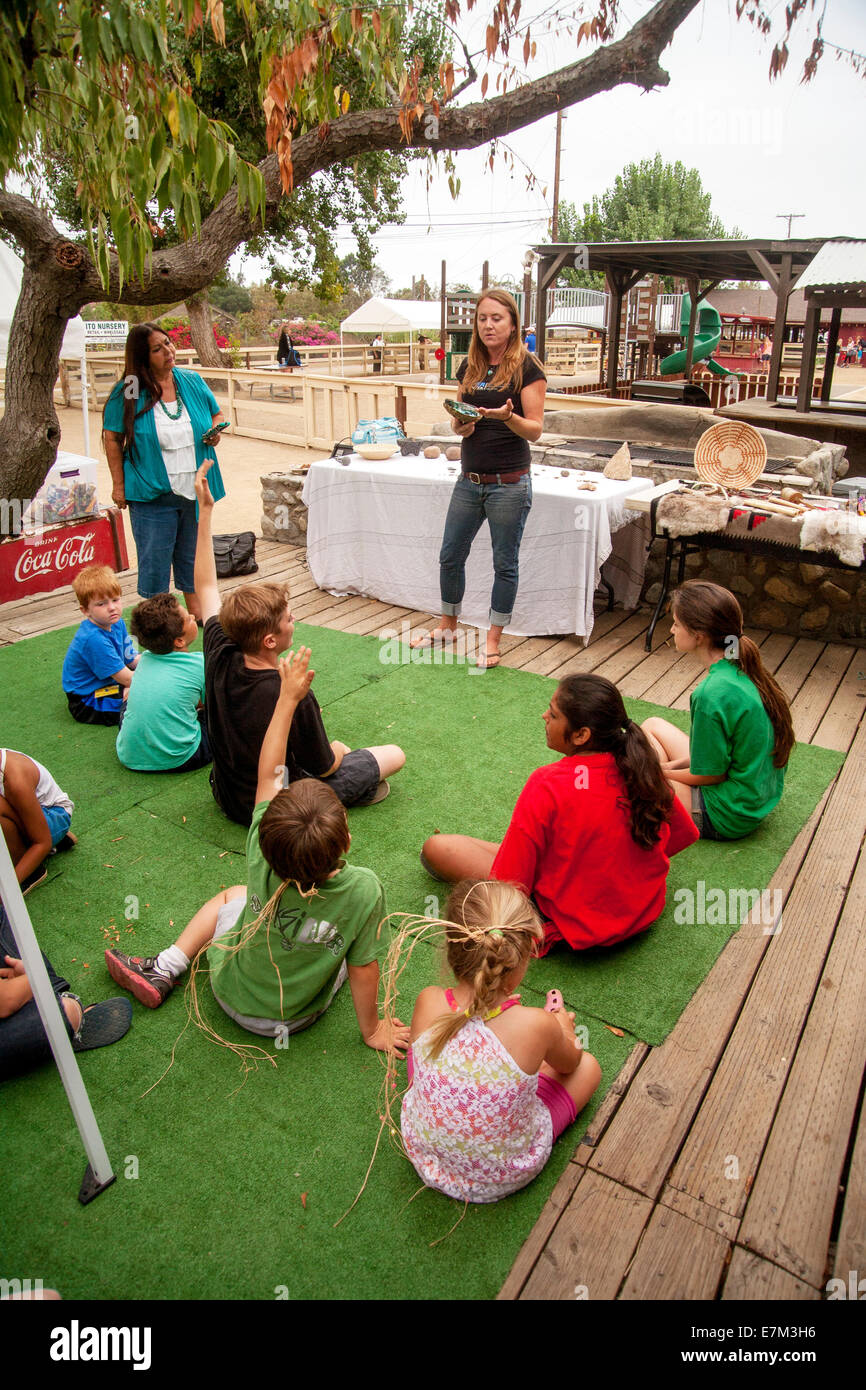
660;295;740;378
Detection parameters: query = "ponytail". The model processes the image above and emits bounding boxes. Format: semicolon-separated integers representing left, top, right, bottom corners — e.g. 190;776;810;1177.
556;676;674;850
735;635;795;768
613;719;676;850
672;582;795;769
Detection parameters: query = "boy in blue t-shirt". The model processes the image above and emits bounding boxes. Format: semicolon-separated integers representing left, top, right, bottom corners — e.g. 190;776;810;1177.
62;565;139;726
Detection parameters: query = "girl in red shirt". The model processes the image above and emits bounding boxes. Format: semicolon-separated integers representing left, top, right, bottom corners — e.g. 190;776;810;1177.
421;674;698;951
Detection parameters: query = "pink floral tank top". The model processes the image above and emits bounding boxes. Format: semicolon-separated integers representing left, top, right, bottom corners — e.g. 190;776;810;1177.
401;993;553;1203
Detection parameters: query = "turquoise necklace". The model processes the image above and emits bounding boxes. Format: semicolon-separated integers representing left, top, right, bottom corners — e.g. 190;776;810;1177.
158;380;183;420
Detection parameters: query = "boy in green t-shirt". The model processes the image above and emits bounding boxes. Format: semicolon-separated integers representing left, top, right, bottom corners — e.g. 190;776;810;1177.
104;649;409;1053
116;593;209;773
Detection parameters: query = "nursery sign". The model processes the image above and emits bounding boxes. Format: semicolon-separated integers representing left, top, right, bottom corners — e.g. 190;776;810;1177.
83;320;128;344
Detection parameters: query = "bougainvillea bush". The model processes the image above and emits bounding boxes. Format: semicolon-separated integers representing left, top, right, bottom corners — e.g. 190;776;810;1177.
164;320;230;350
271;320;339;346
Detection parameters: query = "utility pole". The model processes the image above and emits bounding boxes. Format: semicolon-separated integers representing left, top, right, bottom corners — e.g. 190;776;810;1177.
551;109;564;243
777;213;805;238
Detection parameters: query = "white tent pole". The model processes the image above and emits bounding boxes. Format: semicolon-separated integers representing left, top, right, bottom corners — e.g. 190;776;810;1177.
0;837;115;1204
340;329;344;375
80;356;90;456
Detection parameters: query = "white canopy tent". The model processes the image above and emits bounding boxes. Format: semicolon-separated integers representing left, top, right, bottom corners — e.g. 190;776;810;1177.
339;297;441;370
0;240;90;453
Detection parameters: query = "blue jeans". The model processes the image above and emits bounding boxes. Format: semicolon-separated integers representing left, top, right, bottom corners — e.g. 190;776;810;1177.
439;473;532;627
128;493;197;597
0;908;76;1082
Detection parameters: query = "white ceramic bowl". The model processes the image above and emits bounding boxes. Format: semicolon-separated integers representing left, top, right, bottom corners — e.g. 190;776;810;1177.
354;442;399;461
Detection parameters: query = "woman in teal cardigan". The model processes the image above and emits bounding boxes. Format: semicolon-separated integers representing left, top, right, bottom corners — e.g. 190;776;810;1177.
103;323;227;618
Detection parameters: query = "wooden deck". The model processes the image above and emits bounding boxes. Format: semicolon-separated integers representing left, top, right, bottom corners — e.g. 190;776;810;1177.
2;538;865;1302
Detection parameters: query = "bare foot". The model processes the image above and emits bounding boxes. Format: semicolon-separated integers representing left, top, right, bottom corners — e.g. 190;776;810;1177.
410;626;458;650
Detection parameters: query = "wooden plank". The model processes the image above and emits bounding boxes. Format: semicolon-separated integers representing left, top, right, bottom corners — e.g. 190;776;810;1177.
667;718;866;1219
833;1088;866;1288
789;643;854;744
812;652;866;752
519;1169;653;1301
589;619;671;688
502;635;570;669
617;637;685;701
773;637;824;703
619;1203;730;1301
660;1186;739;1242
643;652;709;712
574;1042;650;1161
588;788;829;1197
519;608;632;676
497;1161;585;1300
722;1248;820;1300
735;841;866;1285
548;612;650;681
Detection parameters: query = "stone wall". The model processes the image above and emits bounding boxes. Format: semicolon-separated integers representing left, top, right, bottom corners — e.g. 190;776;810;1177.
642;547;866;646
260;468;308;545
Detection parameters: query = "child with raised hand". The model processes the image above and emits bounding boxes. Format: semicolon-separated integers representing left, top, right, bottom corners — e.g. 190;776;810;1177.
421;674;698;952
396;879;601;1203
62;565;139;725
116;593;209;773
642;581;795;841
193;460;405;825
105;650;410;1054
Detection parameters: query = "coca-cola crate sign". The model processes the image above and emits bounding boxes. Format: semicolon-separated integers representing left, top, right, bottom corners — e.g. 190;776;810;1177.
0;509;129;604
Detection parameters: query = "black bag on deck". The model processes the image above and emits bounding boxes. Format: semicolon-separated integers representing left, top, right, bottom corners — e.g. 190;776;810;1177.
213;532;258;578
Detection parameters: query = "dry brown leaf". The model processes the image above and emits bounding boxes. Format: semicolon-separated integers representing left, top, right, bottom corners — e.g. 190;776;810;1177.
604;1024;625;1037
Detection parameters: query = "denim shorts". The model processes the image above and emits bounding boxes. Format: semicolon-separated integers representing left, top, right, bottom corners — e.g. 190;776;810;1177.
127;493;198;597
691;786;722;841
42;804;72;846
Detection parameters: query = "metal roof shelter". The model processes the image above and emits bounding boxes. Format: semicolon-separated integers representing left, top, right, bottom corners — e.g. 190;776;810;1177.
792;239;866;410
531;238;826;400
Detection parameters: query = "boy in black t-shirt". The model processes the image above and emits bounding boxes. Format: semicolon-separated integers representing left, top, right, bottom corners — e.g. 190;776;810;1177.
193;464;405;826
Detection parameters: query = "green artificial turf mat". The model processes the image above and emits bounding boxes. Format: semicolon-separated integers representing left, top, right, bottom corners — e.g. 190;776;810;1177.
316;660;843;1045
0;616;843;1299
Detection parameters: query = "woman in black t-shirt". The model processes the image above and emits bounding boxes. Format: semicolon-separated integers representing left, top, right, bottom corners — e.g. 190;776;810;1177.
411;289;547;669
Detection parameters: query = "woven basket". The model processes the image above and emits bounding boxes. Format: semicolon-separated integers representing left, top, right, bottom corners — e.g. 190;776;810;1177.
693;422;768;488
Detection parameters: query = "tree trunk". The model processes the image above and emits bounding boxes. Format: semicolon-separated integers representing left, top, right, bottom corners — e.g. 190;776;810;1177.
0;253;83;532
186;291;227;367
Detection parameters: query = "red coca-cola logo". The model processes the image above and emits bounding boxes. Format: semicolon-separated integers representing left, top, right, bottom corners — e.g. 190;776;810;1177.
13;530;97;583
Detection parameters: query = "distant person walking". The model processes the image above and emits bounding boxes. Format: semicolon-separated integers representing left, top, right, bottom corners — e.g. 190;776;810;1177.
371;333;384;373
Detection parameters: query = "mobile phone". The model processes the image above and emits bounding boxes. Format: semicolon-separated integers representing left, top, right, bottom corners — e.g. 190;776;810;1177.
443;399;481;422
201;422;230;444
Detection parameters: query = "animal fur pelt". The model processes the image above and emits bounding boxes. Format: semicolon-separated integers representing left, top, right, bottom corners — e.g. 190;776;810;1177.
655;493;730;536
800;509;866;567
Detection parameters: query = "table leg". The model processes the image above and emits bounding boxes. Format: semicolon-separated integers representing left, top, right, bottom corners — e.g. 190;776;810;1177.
645;535;676;652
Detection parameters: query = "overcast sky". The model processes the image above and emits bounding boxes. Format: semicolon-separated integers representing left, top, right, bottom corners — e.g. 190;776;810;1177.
239;0;864;296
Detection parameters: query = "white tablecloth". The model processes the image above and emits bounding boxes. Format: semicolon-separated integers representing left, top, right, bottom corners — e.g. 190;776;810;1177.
301;455;653;639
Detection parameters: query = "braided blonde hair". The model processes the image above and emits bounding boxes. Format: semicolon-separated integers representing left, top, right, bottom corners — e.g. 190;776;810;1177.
423;880;542;1058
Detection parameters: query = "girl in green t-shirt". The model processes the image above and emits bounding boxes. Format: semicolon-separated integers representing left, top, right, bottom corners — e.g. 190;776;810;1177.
641;582;795;840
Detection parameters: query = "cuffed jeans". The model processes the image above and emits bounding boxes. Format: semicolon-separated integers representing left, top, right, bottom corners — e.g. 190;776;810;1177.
438;472;532;627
